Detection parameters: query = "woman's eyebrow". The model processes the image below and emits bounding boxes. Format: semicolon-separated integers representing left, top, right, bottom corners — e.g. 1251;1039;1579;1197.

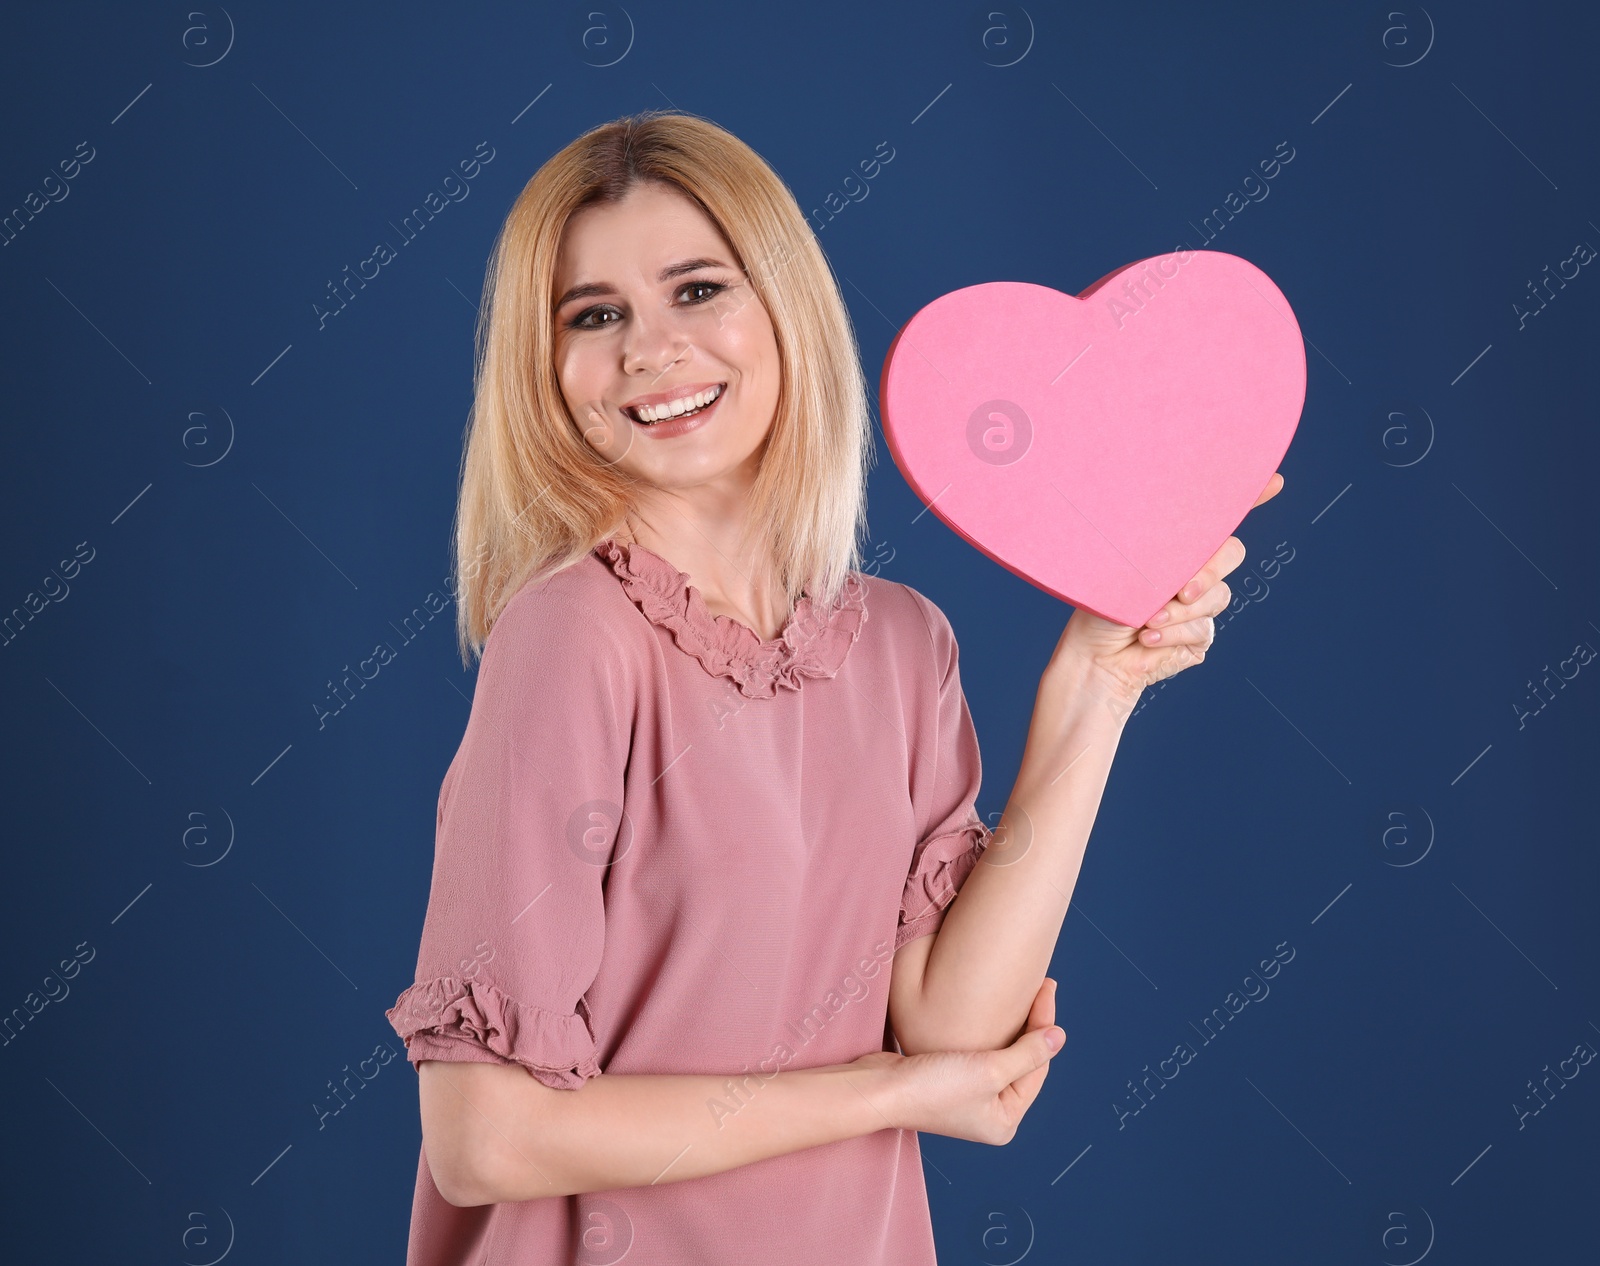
555;257;734;309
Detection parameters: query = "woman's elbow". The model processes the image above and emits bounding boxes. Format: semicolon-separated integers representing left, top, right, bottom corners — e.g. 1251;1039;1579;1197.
426;1124;501;1209
433;1158;497;1209
417;1060;530;1207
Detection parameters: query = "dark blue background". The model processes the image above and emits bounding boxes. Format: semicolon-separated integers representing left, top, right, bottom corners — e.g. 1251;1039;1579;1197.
2;2;1594;1262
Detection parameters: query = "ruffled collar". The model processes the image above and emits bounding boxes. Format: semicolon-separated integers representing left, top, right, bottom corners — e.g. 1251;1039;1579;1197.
594;537;869;699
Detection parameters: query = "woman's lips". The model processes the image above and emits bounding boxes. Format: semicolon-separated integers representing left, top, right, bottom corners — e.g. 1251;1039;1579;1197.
629;386;724;439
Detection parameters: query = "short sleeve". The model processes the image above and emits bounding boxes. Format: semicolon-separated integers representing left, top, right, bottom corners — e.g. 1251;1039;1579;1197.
896;590;994;952
385;585;634;1090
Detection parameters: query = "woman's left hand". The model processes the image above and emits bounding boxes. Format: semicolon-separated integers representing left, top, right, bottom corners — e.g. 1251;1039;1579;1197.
1046;472;1285;707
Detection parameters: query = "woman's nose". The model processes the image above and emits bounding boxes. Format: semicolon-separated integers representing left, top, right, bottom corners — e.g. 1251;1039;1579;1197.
622;306;691;378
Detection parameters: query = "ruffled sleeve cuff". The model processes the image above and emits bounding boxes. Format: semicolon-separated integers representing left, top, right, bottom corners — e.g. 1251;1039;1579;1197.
385;976;602;1091
895;820;994;951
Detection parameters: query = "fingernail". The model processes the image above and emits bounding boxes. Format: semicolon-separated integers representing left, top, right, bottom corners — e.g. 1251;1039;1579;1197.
1144;629;1161;643
1045;1026;1065;1051
1150;610;1170;626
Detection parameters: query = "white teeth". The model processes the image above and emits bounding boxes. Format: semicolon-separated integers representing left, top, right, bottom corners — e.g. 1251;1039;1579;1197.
631;383;723;423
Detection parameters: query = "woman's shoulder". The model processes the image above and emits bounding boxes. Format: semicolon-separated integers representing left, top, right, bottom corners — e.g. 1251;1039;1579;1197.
855;571;957;662
464;552;644;736
488;549;651;660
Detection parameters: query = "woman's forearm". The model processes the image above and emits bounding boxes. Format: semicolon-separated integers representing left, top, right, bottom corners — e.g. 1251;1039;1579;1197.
897;652;1137;1055
422;1056;902;1205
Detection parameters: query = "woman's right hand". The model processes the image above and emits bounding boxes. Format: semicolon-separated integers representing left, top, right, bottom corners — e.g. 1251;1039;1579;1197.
852;977;1064;1145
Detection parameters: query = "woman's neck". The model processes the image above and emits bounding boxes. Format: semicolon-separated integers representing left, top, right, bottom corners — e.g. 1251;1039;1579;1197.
614;516;790;642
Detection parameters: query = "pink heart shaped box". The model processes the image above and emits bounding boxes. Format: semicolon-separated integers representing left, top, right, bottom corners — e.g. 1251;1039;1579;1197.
879;250;1306;628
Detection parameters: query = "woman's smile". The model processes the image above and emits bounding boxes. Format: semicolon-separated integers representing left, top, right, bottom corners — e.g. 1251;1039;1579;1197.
626;382;727;438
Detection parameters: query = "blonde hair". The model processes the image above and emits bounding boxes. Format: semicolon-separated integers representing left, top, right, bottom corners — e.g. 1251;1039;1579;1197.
451;109;875;665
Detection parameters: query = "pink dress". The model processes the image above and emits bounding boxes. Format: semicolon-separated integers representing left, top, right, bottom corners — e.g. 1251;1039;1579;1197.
386;537;993;1265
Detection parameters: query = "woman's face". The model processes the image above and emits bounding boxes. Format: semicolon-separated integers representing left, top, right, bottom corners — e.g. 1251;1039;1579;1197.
552;181;782;495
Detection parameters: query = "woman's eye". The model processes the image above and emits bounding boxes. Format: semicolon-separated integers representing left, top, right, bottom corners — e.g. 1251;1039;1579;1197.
570;306;619;330
680;280;725;304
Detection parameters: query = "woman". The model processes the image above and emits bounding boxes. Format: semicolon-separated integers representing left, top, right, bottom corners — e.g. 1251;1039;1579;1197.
386;109;1281;1264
